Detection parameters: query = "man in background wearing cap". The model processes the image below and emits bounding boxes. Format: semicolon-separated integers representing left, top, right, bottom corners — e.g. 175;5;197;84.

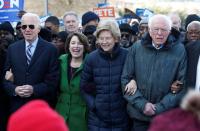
81;11;100;32
3;13;59;113
119;23;137;48
0;21;15;131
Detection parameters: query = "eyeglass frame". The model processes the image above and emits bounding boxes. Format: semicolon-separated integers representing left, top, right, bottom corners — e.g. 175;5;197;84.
21;24;35;30
121;32;131;39
150;28;170;34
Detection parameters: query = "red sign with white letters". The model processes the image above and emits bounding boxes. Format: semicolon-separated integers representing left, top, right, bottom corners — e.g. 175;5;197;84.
93;7;115;18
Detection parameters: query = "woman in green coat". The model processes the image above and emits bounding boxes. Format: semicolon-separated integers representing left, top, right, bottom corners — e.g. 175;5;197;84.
56;32;90;131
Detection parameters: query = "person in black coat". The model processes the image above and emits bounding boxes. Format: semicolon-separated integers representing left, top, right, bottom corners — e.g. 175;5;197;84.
3;13;59;113
185;40;200;88
0;21;15;131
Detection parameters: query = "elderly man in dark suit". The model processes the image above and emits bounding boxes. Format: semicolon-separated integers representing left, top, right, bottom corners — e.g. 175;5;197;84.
3;13;59;113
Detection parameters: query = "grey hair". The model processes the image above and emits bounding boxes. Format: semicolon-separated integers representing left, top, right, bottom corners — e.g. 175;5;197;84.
63;11;79;21
168;12;181;23
148;14;172;31
21;12;41;29
94;19;121;40
186;21;200;31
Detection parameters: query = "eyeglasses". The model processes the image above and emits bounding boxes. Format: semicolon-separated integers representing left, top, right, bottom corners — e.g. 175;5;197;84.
151;28;170;34
187;31;200;35
21;25;35;30
121;33;131;39
98;37;113;41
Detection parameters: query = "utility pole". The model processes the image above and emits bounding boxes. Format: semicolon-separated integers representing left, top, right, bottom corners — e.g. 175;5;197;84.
44;0;48;15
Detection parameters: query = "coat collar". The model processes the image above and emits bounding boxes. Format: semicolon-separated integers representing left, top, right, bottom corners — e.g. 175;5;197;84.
141;28;180;50
98;43;121;60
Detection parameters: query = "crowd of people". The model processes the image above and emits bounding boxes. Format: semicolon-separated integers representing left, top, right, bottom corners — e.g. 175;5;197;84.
0;9;200;131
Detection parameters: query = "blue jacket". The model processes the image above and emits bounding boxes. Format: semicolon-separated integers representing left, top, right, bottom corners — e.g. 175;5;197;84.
80;44;129;130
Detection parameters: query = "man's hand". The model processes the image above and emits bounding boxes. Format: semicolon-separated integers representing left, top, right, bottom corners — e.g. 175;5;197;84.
124;80;137;95
143;102;156;116
22;85;34;97
171;80;183;94
15;86;26;97
5;69;14;82
15;85;33;98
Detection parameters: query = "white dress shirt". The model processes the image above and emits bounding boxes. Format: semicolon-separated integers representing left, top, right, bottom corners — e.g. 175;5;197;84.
25;37;38;57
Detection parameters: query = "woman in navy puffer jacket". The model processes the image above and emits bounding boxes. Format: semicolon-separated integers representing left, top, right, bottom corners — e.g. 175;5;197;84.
80;20;130;131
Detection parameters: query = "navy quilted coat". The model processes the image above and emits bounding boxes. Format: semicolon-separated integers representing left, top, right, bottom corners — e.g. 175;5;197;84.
80;44;129;131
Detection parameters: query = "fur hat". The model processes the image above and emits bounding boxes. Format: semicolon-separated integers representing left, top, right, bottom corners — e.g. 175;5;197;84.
149;90;200;131
0;21;14;35
82;11;100;26
7;100;69;131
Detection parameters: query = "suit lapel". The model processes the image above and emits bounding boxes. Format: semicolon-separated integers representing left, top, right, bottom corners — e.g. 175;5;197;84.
19;41;28;68
28;39;45;68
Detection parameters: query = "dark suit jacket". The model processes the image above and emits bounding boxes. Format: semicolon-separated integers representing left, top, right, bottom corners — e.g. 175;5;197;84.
3;38;59;112
186;41;200;88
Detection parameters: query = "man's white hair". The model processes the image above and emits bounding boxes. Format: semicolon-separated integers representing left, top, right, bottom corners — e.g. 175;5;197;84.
21;12;41;28
187;21;200;31
148;14;172;31
63;11;79;21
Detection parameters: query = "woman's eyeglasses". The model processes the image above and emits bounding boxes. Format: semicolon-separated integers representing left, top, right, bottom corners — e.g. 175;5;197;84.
21;25;35;30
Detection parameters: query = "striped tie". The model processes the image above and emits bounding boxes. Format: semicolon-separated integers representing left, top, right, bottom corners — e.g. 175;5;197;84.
26;44;32;65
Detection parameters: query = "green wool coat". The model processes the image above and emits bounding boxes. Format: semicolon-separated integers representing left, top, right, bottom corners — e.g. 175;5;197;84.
56;54;87;131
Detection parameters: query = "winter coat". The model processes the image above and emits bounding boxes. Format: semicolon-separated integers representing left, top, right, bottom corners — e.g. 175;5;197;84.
185;40;200;88
80;44;129;131
121;32;187;121
56;54;87;131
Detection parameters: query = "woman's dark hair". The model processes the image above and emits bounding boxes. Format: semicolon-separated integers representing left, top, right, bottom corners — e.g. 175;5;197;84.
65;32;90;54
